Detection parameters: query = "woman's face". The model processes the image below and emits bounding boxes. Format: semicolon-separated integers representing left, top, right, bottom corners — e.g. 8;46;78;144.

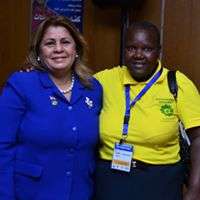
125;28;160;82
39;25;77;74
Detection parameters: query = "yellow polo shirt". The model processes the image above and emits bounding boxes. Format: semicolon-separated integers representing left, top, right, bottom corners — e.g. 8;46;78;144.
95;62;200;164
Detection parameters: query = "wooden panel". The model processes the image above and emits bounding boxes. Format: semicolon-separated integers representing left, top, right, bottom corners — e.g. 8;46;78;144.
1;0;199;90
0;0;30;86
129;0;200;89
0;0;121;86
83;0;121;72
129;0;161;29
163;0;200;88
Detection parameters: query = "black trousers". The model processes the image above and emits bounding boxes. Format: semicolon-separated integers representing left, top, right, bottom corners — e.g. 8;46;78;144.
93;160;184;200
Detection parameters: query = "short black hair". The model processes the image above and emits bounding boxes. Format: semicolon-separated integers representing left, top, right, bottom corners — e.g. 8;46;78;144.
127;21;161;48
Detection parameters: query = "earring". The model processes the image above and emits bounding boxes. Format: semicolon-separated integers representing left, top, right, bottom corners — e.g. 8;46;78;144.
75;54;79;58
37;56;41;62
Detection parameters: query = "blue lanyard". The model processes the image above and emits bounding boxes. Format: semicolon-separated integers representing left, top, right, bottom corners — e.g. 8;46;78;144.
122;68;163;141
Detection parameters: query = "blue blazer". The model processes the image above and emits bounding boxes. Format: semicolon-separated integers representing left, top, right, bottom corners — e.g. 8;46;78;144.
0;70;102;200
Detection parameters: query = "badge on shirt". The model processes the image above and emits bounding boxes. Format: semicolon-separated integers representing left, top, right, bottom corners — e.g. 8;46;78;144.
111;142;133;172
85;97;93;108
49;96;58;106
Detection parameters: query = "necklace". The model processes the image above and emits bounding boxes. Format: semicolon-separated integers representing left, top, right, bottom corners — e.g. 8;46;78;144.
60;74;75;94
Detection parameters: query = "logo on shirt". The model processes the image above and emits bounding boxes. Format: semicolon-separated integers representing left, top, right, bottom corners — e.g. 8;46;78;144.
160;104;174;116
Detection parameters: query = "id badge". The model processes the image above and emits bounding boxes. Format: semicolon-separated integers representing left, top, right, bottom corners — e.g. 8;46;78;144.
111;142;133;172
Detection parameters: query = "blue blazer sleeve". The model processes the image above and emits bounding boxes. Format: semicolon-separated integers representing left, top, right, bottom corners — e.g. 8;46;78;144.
0;73;26;199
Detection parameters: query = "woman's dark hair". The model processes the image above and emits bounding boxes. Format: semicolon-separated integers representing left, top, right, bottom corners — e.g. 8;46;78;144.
127;21;161;49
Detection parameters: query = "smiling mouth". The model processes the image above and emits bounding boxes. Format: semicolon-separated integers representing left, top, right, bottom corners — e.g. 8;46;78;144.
52;57;67;61
52;57;66;59
132;62;146;67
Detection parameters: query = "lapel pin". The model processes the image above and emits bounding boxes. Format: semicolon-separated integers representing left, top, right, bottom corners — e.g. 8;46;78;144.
49;96;58;106
85;97;93;108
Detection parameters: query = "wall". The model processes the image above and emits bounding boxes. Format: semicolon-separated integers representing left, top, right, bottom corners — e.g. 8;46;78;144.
163;0;200;88
130;0;200;89
0;0;30;87
0;0;200;90
0;0;121;86
83;0;121;72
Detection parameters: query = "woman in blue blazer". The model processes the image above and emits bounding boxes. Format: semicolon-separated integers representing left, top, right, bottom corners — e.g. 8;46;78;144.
0;16;102;200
